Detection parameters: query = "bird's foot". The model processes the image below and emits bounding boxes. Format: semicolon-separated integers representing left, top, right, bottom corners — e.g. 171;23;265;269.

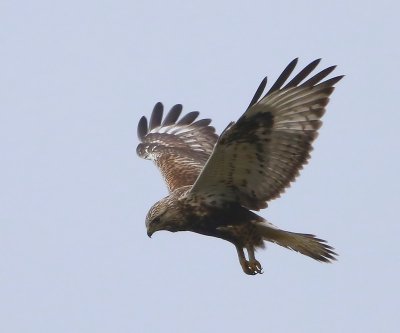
236;245;264;275
249;259;263;274
240;259;263;275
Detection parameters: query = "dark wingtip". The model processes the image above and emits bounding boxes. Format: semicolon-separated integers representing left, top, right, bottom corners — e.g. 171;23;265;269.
177;111;200;125
149;102;164;130
288;57;299;69
138;102;215;141
247;76;268;109
137;116;148;141
284;58;322;88
324;75;345;86
162;104;183;126
192;118;212;127
265;58;299;96
301;65;337;87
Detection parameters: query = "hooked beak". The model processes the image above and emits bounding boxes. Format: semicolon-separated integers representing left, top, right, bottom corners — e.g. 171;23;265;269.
147;223;158;238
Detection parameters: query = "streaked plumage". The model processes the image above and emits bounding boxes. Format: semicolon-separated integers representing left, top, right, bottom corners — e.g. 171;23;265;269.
137;58;343;275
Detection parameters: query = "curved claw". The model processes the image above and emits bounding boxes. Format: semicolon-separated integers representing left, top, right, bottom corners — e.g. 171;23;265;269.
236;245;264;275
240;259;263;275
249;260;263;274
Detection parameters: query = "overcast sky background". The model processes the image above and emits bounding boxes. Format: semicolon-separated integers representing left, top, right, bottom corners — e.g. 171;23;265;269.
1;1;399;332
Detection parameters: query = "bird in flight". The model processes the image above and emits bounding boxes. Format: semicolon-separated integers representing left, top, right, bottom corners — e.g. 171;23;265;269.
137;58;343;275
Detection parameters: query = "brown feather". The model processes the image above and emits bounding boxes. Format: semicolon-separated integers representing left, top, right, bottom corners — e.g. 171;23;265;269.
190;60;343;210
137;103;218;192
139;59;342;275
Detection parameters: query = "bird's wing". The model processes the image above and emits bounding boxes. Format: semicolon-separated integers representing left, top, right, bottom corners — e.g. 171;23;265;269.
137;102;218;192
190;59;343;210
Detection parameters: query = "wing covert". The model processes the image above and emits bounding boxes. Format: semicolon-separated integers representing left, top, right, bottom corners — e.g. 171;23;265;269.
137;102;218;192
190;59;343;210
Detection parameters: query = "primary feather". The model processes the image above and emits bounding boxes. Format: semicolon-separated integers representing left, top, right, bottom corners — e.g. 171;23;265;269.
190;61;343;210
137;103;218;192
137;59;343;275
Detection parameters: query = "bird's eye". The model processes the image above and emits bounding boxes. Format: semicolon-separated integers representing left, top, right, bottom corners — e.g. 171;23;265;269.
152;217;161;224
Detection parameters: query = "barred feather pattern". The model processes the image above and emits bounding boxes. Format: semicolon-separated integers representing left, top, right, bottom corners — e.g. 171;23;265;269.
137;102;218;192
139;59;342;275
190;59;344;210
256;224;337;262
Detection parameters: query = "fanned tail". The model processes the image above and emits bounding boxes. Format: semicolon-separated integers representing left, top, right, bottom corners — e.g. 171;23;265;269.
257;224;338;262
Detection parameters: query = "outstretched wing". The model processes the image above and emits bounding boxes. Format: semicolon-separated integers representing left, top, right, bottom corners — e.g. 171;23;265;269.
190;58;343;210
137;102;218;192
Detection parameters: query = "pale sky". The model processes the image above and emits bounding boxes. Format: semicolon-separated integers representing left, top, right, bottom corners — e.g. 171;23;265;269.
1;1;399;332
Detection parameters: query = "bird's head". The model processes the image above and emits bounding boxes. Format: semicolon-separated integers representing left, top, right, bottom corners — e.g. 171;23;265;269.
145;196;183;237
